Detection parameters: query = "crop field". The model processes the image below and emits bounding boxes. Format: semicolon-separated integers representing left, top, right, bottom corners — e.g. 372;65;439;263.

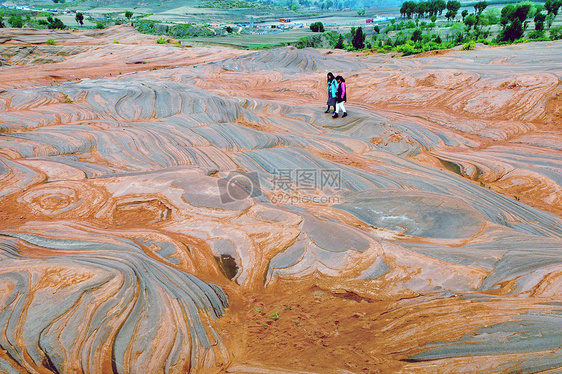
184;28;316;48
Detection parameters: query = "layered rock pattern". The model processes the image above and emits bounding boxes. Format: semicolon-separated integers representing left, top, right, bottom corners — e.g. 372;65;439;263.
0;27;561;373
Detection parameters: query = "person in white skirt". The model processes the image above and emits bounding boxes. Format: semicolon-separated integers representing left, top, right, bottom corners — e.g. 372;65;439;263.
332;75;347;118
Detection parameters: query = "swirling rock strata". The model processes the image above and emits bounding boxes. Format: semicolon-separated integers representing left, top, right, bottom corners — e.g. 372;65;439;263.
0;27;561;373
0;227;229;374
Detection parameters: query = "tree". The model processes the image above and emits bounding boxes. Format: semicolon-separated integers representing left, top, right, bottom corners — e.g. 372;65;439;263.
462;9;468;20
435;0;447;15
351;26;365;49
373;25;380;33
535;4;544;13
464;14;477;29
544;0;554;14
446;0;461;20
545;0;561;16
427;0;438;16
498;3;531;41
430;14;437;23
550;24;562;38
8;15;23;28
411;28;422;41
534;12;546;31
501;17;523;41
401;1;416;18
357;9;365;16
446;21;464;41
75;12;84;25
125;11;133;20
445;10;455;21
446;1;461;15
482;8;500;24
310;21;324;32
47;16;65;30
474;1;488;15
335;33;344;48
415;2;427;18
514;3;531;23
500;4;515;27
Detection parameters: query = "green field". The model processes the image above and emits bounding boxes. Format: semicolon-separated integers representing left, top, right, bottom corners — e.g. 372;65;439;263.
183;28;316;48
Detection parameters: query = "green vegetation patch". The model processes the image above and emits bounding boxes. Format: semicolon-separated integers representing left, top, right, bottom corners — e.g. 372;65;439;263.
134;20;214;37
199;0;268;9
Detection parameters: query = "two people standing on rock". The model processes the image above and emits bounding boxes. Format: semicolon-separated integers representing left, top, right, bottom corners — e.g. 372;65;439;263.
325;72;347;118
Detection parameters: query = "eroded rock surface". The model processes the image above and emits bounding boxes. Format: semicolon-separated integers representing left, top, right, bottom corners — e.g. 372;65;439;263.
0;27;561;373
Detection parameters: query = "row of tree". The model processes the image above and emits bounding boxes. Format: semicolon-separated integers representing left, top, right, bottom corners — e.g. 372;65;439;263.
400;0;489;20
400;0;447;17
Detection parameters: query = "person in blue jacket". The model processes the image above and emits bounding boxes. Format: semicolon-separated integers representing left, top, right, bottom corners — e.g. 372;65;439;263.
332;75;347;118
325;72;337;113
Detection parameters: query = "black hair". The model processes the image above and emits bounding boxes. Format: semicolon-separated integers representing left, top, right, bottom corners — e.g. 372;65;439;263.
335;75;345;82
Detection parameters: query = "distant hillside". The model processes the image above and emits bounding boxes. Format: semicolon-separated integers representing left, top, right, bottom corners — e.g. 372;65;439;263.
62;0;403;11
